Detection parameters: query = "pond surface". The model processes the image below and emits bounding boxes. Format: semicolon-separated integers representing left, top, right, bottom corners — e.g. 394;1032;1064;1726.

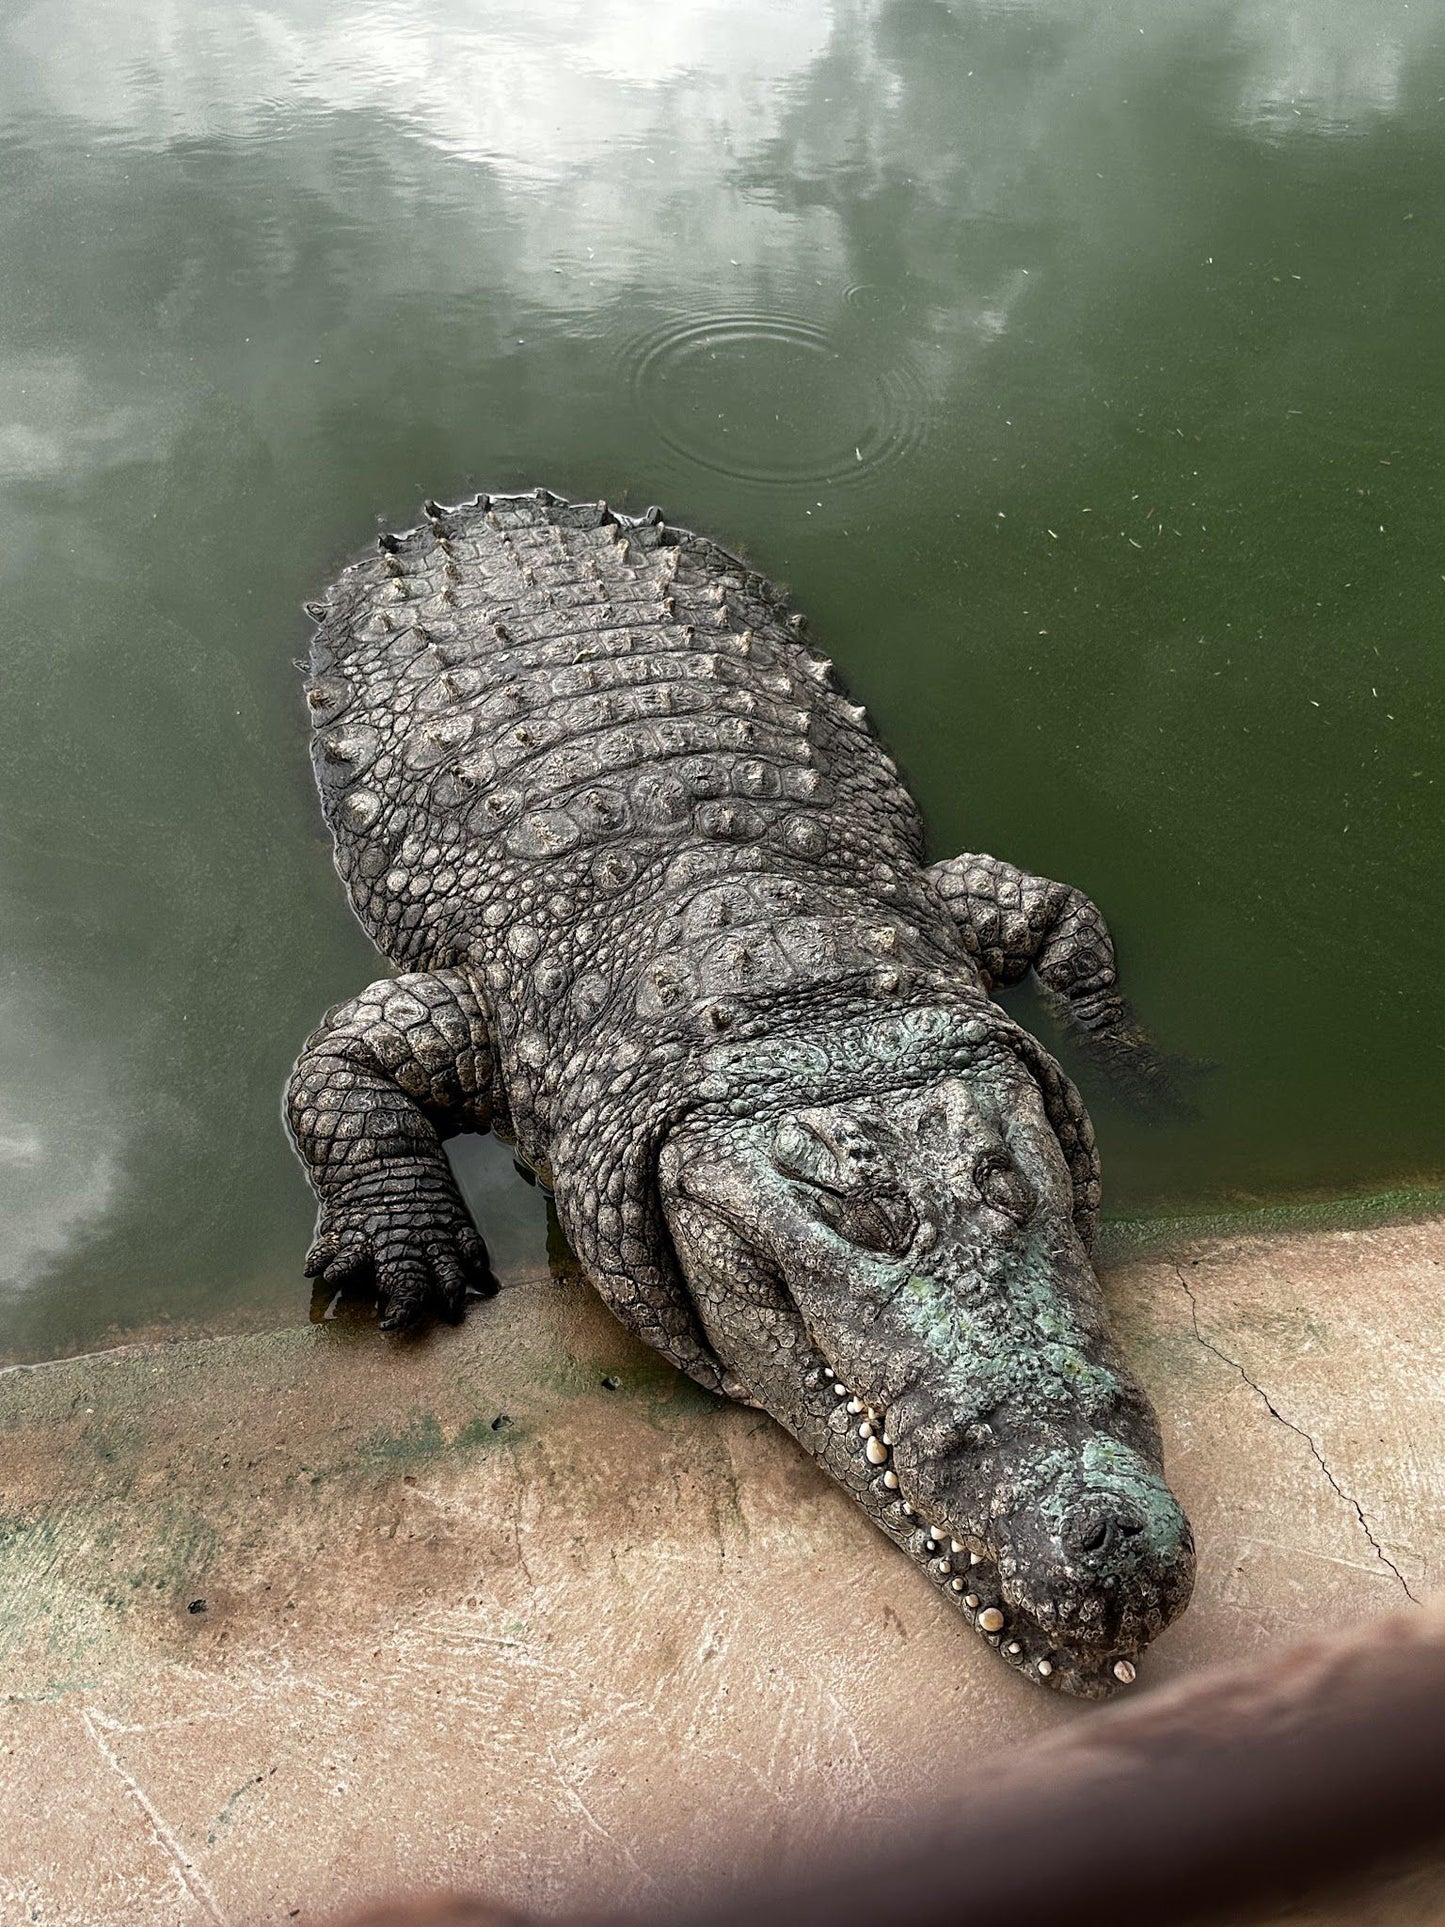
2;0;1443;1361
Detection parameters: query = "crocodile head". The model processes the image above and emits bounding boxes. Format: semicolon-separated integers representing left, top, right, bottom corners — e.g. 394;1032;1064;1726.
657;1012;1194;1698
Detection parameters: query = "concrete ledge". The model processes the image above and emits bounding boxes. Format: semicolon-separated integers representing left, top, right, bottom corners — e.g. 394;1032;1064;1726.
2;1219;1441;1924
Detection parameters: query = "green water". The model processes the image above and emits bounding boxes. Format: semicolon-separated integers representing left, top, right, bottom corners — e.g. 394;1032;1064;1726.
2;0;1443;1362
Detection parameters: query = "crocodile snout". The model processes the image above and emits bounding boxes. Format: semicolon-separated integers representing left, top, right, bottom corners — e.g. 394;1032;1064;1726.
981;1449;1195;1668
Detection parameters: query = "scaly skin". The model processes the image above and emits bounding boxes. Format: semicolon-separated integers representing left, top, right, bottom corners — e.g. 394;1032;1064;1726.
286;488;1194;1697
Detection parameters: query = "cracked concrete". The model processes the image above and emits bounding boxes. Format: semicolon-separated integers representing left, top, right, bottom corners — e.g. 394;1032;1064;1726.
1;1217;1442;1925
1174;1263;1419;1603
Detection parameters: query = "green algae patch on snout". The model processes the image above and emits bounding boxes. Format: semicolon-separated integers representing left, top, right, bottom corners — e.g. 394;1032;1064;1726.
900;1262;1127;1423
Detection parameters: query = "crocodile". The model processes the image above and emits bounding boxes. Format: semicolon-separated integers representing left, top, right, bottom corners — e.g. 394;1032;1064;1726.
287;487;1195;1698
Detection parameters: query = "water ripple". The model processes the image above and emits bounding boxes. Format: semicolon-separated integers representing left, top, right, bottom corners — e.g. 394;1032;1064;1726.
620;309;928;488
840;281;908;317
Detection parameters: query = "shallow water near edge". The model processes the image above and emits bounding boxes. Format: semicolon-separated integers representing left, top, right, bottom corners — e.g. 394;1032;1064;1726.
2;0;1443;1362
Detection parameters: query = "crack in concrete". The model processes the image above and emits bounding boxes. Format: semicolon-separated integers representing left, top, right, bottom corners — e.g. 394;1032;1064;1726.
80;1709;228;1923
1174;1266;1419;1605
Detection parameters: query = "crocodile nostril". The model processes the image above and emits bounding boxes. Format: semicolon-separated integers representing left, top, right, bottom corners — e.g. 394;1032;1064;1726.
1060;1499;1147;1562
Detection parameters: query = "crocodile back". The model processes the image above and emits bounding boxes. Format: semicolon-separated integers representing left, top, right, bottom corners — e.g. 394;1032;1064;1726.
305;490;932;970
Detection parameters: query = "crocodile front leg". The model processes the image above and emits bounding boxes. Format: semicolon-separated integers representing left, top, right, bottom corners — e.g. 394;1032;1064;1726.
928;851;1179;1108
286;968;497;1329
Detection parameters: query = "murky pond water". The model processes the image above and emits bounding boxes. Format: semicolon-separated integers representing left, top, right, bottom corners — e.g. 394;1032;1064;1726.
3;0;1443;1360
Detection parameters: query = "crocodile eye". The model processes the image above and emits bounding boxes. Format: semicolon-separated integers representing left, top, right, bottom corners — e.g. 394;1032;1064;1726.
771;1110;915;1252
816;1187;918;1257
975;1155;1035;1224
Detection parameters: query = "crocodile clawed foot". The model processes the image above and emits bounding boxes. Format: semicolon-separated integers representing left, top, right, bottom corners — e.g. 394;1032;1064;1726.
1111;1044;1217;1126
1055;1001;1214;1125
304;1202;494;1333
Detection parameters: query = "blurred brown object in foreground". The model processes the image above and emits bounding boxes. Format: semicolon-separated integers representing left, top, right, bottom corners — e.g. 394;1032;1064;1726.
335;1899;532;1927
332;1603;1445;1927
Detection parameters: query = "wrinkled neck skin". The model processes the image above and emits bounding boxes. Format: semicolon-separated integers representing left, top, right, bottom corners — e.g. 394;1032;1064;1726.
657;1012;1195;1699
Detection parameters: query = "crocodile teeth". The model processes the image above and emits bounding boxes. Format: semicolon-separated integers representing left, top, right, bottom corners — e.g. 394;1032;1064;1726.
823;1373;893;1468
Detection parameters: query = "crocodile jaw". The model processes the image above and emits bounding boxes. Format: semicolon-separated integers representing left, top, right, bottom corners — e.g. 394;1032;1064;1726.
797;1355;1189;1699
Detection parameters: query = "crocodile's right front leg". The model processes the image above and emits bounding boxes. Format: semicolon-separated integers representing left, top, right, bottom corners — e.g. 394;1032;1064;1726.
928;851;1187;1112
285;968;497;1330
